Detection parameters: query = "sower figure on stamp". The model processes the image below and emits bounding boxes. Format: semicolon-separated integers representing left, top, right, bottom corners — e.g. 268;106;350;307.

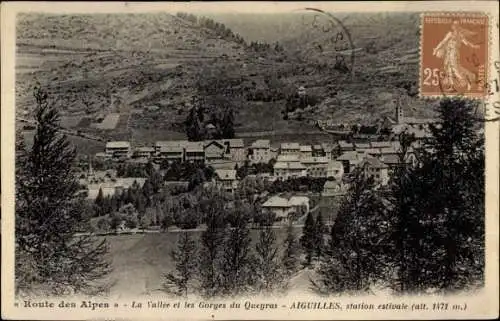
433;20;480;91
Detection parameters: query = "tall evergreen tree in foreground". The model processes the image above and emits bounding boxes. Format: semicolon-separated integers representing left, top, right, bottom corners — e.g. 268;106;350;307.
313;212;326;258
300;212;316;266
314;169;391;295
282;221;300;277
313;98;485;295
164;232;198;297
15;86;110;296
197;191;226;298
394;98;485;293
388;130;417;293
220;206;254;296
254;212;281;293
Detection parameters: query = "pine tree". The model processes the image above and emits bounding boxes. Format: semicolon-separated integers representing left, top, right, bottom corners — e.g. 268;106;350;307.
198;225;225;298
314;212;326;258
313;169;391;295
15;86;110;295
164;232;198;297
197;192;226;298
282;221;300;277
221;107;235;139
220;207;254;296
300;212;316;266
394;98;485;293
387;130;417;292
185;107;203;141
254;223;280;293
94;187;105;217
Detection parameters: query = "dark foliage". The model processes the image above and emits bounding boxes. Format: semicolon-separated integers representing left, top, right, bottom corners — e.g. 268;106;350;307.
254;225;281;293
300;212;316;266
220;206;254;296
282;222;300;276
314;98;485;295
391;98;485;293
314;170;390;295
16;86;110;296
163;232;198;297
269;176;327;193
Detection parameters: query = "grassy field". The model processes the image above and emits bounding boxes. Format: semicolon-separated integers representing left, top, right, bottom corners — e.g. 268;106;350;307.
22;131;105;155
102;226;304;296
96;113;120;130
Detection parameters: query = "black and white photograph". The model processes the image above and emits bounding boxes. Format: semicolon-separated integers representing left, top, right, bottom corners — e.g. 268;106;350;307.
1;1;499;320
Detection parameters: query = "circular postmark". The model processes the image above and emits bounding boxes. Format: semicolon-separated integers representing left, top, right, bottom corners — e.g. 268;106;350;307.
482;60;500;122
295;8;356;80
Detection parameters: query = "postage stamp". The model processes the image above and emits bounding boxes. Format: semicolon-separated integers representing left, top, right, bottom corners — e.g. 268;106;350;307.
419;12;489;97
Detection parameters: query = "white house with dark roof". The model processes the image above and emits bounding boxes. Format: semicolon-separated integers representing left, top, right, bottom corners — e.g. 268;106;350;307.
204;140;227;163
262;195;310;220
185;142;205;162
299;145;313;159
300;156;329;178
262;195;290;218
248;139;273;164
280;142;301;156
133;146;155;159
105;141;131;159
274;155;307;179
337;151;364;173
359;156;389;185
214;169;238;192
221;139;246;163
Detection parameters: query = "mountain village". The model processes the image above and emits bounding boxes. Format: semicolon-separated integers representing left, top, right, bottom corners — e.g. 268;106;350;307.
78;102;433;228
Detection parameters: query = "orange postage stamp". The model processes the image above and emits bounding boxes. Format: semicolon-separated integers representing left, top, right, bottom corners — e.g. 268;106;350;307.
420;13;489;97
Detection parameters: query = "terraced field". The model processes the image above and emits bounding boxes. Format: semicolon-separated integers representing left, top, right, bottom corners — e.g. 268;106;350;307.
16;12;438;153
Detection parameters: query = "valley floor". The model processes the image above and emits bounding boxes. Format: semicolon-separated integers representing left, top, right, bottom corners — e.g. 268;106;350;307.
101;227;307;297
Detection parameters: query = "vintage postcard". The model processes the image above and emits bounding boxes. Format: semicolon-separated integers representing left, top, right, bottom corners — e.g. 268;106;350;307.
1;1;499;320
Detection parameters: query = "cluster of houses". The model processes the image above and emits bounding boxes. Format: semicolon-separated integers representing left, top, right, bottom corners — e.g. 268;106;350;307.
99;139;345;183
100;139;247;164
336;139;418;186
98;137;418;186
78;165;148;198
81;104;435;222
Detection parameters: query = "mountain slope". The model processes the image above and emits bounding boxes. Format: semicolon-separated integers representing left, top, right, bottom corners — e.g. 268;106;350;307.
16;12;435;146
16;13;250;143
